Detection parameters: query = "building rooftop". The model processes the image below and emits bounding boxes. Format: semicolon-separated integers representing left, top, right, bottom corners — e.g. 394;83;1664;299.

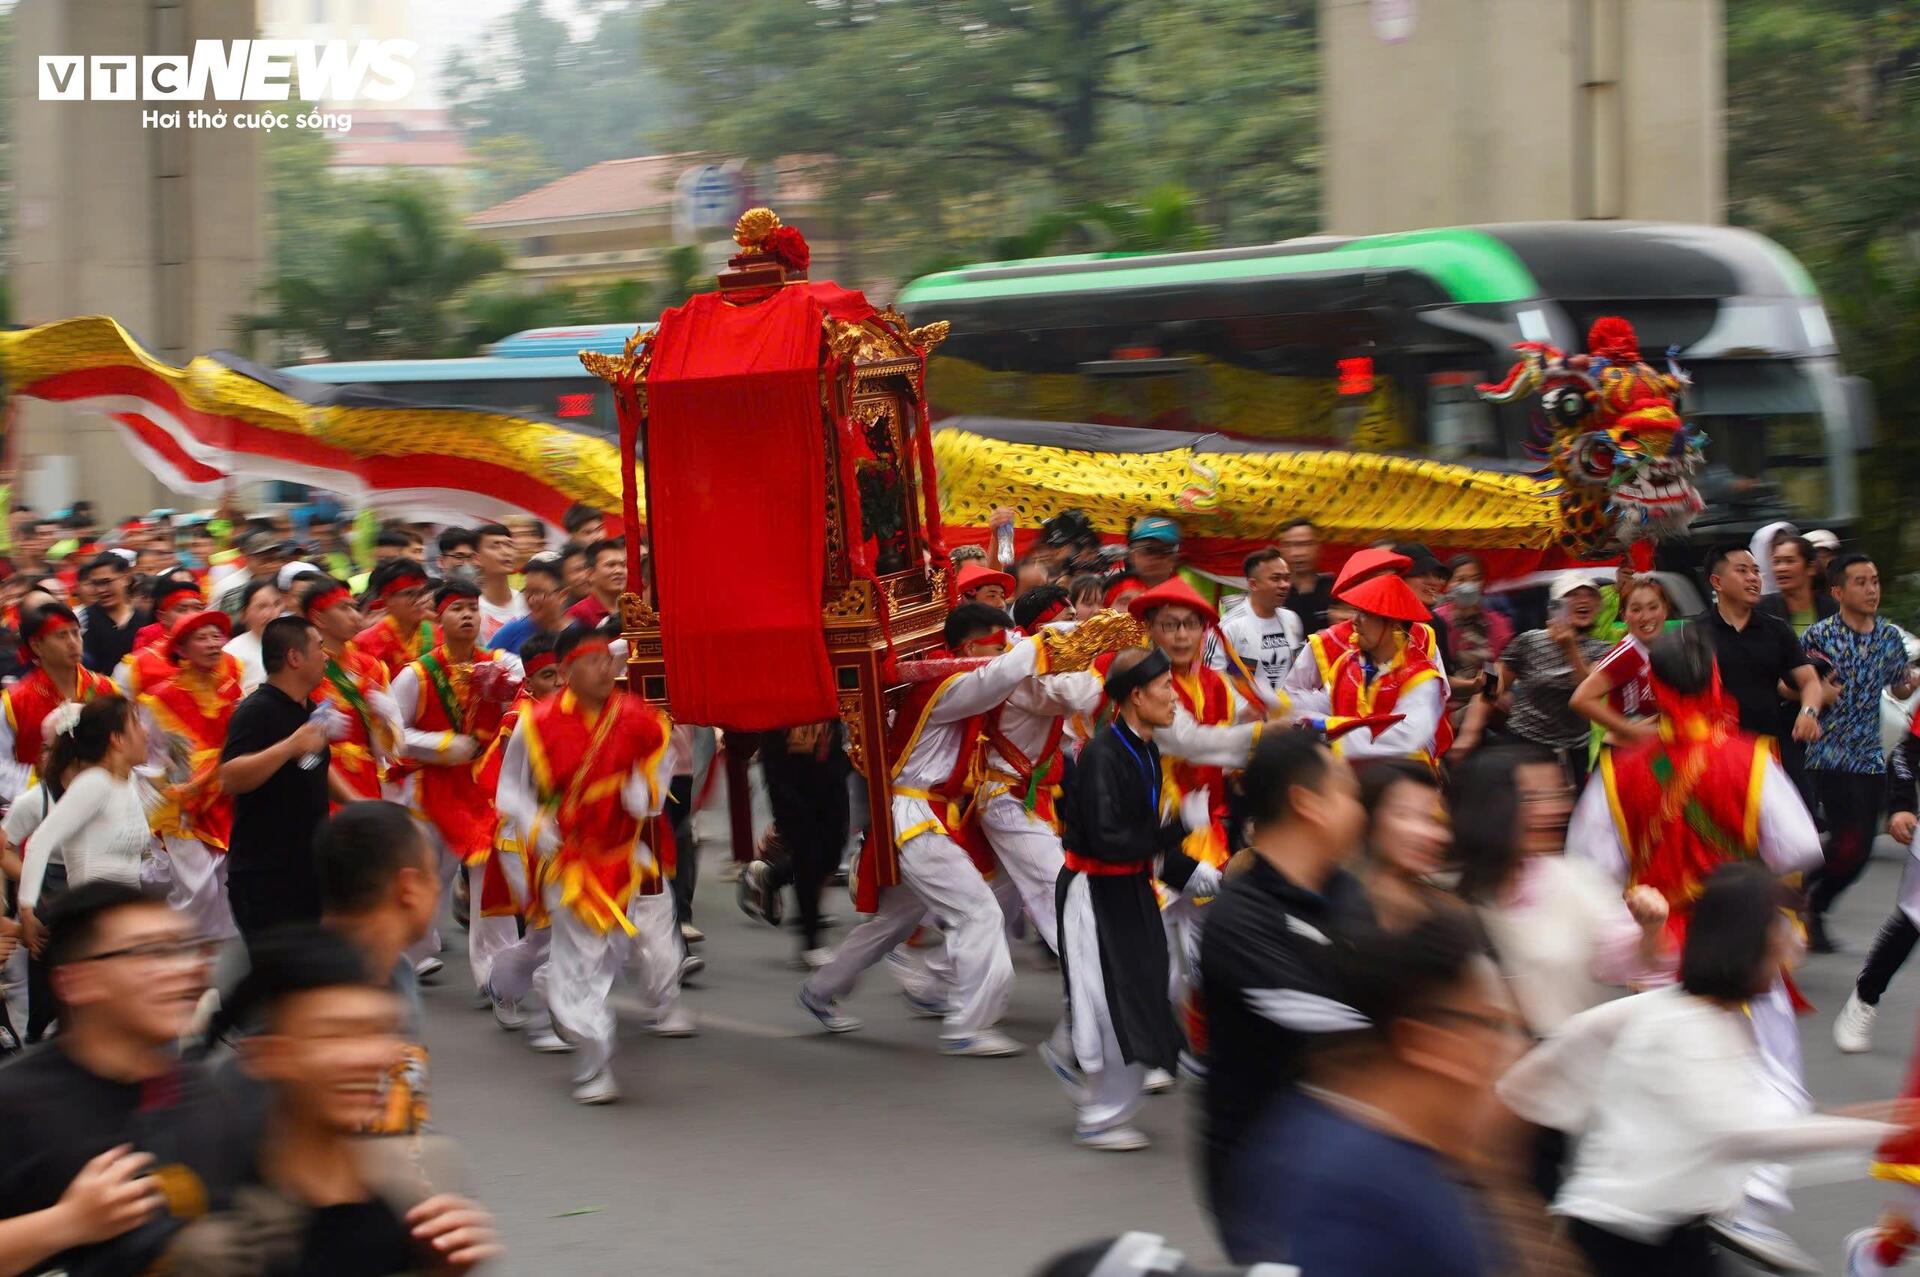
468;155;690;228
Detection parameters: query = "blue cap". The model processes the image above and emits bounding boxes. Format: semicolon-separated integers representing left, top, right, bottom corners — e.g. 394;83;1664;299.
1129;516;1180;547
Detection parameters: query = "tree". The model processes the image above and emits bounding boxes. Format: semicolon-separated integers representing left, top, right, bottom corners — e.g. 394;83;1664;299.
261;124;366;284
464;134;563;210
249;182;507;361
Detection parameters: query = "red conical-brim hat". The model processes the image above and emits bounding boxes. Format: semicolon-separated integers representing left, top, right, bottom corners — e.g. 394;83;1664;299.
955;562;1015;597
167;608;232;659
1332;547;1413;593
1336;573;1430;623
1126;576;1219;626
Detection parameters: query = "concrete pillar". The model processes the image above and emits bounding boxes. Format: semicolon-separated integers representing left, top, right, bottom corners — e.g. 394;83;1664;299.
1321;0;1723;235
11;0;262;520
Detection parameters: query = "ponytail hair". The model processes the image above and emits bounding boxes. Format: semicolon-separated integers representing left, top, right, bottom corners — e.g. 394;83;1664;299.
42;695;135;785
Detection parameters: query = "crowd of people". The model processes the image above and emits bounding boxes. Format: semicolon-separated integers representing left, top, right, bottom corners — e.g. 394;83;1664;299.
2;491;1920;1275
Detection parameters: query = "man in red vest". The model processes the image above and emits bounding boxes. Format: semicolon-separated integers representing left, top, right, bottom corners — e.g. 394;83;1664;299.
800;602;1050;1056
140;608;244;939
0;604;114;803
1566;625;1824;1271
113;577;207;699
296;576;399;802
1288;559;1448;765
354;559;437;684
495;624;688;1105
390;580;519;985
1285;548;1444;698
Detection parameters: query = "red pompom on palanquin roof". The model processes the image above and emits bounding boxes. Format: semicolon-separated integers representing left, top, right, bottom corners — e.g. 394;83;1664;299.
1587;316;1641;364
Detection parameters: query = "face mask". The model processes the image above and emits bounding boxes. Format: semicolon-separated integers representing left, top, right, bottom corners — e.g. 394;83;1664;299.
1447;582;1482;608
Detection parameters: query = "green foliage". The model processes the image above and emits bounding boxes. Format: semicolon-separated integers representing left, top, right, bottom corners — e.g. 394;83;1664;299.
463;134;563;209
249;182;506;361
262;125;366;283
1726;0;1920;572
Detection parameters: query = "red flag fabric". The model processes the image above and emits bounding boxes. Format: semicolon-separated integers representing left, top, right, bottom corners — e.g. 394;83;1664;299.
645;284;870;729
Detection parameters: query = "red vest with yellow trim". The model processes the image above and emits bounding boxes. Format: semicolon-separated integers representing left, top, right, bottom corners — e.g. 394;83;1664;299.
1596;724;1770;951
982;706;1067;830
1308;620;1439;687
1168;664;1237;868
472;690;537;922
117;642;177;699
1326;639;1448;763
319;644;392;801
522;688;671;932
141;655;243;851
355;615;435;682
4;666;115;771
854;656;992;912
403;645;511;861
1873;1027;1920;1187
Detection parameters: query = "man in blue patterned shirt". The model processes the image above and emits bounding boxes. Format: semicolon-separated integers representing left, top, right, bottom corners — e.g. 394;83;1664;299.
1804;554;1917;950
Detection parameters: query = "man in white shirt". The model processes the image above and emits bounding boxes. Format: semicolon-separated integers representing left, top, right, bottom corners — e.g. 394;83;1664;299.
472;522;527;645
1209;547;1304;693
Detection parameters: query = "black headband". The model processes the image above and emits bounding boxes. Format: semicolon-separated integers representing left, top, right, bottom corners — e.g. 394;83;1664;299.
1104;646;1171;703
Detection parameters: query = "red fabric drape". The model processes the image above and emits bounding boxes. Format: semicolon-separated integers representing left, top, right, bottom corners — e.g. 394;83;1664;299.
645;285;862;729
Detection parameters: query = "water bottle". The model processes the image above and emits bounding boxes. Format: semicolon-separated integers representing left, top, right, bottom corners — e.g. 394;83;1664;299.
299;704;335;771
994;521;1015;566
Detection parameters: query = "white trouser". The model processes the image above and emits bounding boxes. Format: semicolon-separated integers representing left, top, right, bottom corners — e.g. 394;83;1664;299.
806;830;1012;1037
544;884;681;1082
1160;890;1207;1005
488;924;551;1006
977;791;1063;953
163;836;236;940
1058;874;1145;1134
466;861;521;991
1744;973;1810;1218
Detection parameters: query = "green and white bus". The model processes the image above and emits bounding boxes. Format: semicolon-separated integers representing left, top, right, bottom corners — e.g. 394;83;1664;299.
895;221;1868;536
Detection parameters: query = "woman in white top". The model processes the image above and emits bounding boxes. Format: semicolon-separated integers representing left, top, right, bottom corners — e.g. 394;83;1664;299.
1352;760;1453;932
1501;863;1906;1276
222;578;283;694
17;697;153;953
1454;744;1669;1038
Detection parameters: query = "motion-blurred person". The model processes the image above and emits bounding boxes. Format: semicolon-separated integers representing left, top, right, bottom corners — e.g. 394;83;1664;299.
222;578;283;694
565;539;625;628
299;576;399;803
0;604;115;804
1200;730;1370;1231
1223;905;1520;1274
1760;534;1835;639
114;576;208;698
355;559;437;682
484;553;567;656
1434;554;1512;717
1351;760;1451;932
1277;518;1331;631
742;721;851;968
207;925;499;1275
1068;573;1106;621
1496;572;1609;787
560;502;604;550
1035;1233;1294;1277
1687;544;1821;782
1570;575;1675;752
955;560;1014;610
0;883;256;1276
77;552;139;676
1207;548;1303;693
1501;864;1904;1277
471;523;524;645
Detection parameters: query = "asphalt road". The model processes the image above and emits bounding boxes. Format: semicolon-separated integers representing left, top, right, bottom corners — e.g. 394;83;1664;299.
418;817;1920;1276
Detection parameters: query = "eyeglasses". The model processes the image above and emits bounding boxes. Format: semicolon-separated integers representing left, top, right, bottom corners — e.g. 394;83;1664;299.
74;937;221;966
1519;785;1576;806
1413;1006;1528;1038
1155;617;1205;633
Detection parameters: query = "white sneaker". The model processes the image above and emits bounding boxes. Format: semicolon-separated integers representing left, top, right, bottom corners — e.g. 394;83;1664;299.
1709;1215;1819;1274
941;1029;1023;1058
1835;990;1878;1054
414;956;444;981
679;954;705;983
1847;1228;1894;1277
789;947;833;972
527;1025;575;1054
650;1005;698;1038
491;998;531;1031
680;922;705;944
1144;1068;1176;1095
570;1068;619;1105
797;987;862;1034
1039;1038;1085;1096
470;987;492;1010
1075;1125;1150;1152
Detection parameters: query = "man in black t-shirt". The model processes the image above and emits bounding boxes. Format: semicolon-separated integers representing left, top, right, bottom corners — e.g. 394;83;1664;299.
1686;544;1821;743
1199;731;1375;1241
1279;518;1333;632
218;616;337;943
0;883;259;1275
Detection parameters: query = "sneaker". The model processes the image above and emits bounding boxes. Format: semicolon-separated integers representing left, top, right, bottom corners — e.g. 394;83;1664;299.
470;987;492;1011
1847;1228;1894;1277
941;1030;1023;1058
797;987;862;1034
527;1026;575;1054
717;859;746;883
1039;1038;1085;1092
737;860;784;927
801;947;833;971
414;956;445;982
1144;1068;1176;1095
1074;1125;1150;1152
680;922;705;944
903;988;950;1019
1808;913;1839;955
1709;1215;1820;1274
1835;990;1878;1054
679;954;705;983
650;1005;698;1038
570;1068;619;1105
491;997;531;1032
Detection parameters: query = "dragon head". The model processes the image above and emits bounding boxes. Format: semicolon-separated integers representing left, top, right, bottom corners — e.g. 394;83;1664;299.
1478;317;1705;555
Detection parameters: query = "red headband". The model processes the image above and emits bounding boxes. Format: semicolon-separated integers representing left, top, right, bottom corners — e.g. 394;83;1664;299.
436;593;473;617
1032;600;1068;628
975;629;1008;650
303;587;351;618
377;573;427;604
27;613;76;644
522;650;558;676
561;637;611;666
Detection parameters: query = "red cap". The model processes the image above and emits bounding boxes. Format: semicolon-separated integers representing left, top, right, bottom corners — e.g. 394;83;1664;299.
955;562;1015;598
1331;548;1412;594
167;608;231;658
1335;573;1430;623
1125;576;1219;626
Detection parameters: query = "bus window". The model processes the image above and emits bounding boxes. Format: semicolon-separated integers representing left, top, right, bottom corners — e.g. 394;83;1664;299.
1709;412;1827;518
364;379;616;439
1423;368;1501;460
